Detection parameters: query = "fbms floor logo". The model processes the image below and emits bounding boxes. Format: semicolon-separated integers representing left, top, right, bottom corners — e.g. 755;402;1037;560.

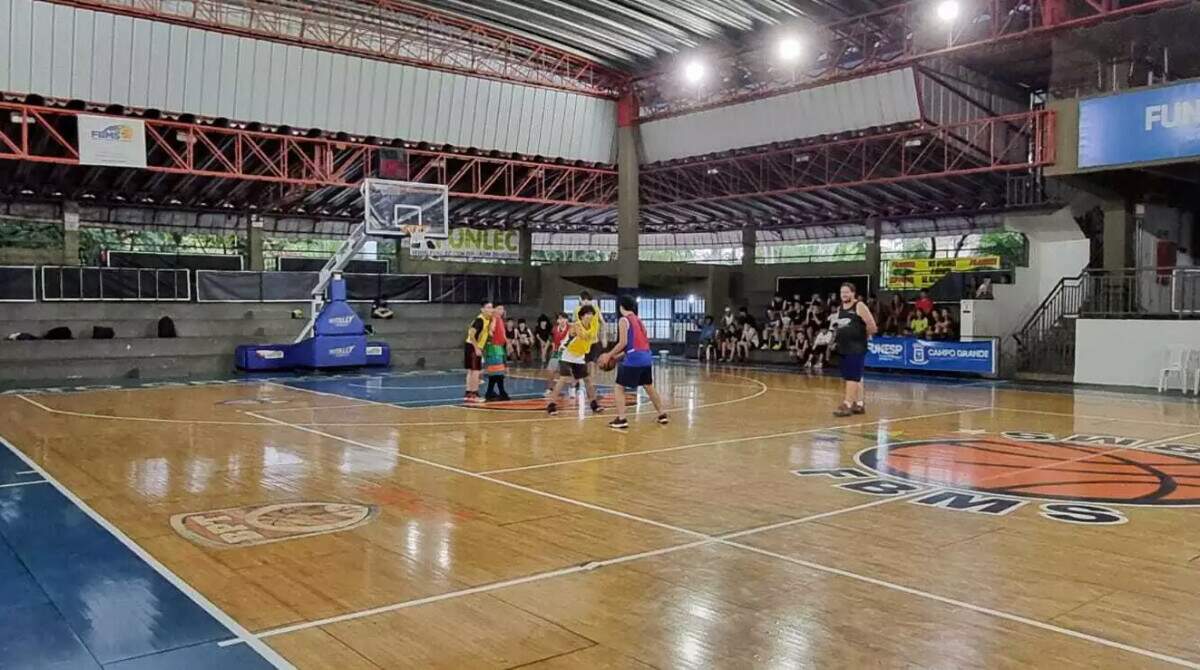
796;431;1200;525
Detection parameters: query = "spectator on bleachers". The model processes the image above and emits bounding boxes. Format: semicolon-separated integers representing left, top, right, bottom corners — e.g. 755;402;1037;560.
737;306;756;329
722;306;736;329
930;308;957;341
699;316;717;362
915;289;934;316
736;322;760;362
535;315;553;364
789;325;809;365
809;326;834;369
514;319;534;363
769;292;785;313
883;294;906;336
908;309;930;338
719;325;738;362
975;277;994;299
765;310;785;350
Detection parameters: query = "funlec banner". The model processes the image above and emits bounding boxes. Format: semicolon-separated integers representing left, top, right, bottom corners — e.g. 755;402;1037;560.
885;256;1000;290
867;336;996;375
77;115;148;168
410;228;520;261
1079;79;1200;169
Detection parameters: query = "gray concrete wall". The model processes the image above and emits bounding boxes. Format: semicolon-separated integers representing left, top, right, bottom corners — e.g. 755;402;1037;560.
0;302;487;385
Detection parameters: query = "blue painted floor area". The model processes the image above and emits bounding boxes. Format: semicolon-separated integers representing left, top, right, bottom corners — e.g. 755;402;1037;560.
283;371;570;406
0;440;276;670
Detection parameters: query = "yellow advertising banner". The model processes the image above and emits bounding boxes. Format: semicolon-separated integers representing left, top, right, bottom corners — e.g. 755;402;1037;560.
885;256;1001;290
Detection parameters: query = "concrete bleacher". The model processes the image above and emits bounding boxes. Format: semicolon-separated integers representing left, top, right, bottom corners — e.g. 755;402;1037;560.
0;302;487;384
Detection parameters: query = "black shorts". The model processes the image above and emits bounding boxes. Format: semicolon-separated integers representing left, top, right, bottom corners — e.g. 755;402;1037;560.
558;361;589;380
585;342;604;363
615;365;653;388
463;343;482;371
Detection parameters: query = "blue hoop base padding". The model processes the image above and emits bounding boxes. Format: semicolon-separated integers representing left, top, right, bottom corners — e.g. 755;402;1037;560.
235;339;391;371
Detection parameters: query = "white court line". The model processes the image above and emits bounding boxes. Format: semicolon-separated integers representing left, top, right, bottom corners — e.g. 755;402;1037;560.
12;374;765;428
15;469;36;475
226;491;923;644
345;383;466;390
17;395;269;425
223;425;1200;670
0;480;49;489
0;434;295;669
723;539;1199;669
293;374;771;427
245;411;712;540
262;381;412;411
481;406;990;475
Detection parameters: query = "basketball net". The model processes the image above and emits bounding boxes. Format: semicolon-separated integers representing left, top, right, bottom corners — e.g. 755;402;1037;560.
404;224;427;254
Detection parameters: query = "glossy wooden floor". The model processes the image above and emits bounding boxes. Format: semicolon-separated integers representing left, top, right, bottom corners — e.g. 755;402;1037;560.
4;365;1200;669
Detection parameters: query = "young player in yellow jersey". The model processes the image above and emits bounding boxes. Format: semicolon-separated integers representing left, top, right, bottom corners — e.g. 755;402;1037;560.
463;300;493;404
546;304;602;416
574;291;607;377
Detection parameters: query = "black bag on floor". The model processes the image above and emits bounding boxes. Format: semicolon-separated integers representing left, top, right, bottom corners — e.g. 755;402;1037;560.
157;316;177;338
44;326;73;340
92;326;115;340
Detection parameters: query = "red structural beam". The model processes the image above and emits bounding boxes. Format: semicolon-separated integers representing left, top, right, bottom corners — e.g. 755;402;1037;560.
635;0;1190;120
43;0;628;98
641;110;1054;206
0;102;617;207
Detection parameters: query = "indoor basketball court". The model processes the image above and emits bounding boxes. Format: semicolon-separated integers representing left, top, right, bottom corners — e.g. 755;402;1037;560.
4;0;1200;667
3;367;1200;668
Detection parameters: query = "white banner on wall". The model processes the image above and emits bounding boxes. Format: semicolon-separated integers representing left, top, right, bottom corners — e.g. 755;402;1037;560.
412;228;519;260
77;115;148;168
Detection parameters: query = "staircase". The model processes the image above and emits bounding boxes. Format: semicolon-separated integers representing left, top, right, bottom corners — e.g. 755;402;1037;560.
1013;273;1089;378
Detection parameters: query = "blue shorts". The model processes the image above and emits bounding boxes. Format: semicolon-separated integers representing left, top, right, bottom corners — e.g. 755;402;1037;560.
615;365;653;389
839;352;866;382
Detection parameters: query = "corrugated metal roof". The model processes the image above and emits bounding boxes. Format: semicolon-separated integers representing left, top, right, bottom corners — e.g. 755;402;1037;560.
394;0;881;67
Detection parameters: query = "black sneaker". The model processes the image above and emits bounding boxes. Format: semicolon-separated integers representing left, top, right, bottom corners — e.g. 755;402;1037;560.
608;418;629;431
590;400;603;414
484;392;499;401
547;402;558;416
657;414;670;425
852;403;865;415
498;393;511;401
833;403;853;417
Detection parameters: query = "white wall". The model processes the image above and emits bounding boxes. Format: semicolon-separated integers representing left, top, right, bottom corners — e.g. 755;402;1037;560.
1075;319;1200;388
0;0;616;163
960;206;1090;340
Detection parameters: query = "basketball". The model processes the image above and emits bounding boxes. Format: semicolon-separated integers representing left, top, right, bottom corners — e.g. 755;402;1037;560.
598;354;617;371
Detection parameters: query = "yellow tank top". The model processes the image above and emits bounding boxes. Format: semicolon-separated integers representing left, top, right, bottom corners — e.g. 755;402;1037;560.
465;314;492;347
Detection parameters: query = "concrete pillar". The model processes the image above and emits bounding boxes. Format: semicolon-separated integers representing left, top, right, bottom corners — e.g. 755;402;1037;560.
61;201;80;265
246;215;265;271
864;218;882;295
617;92;640;292
1102;198;1135;270
519;225;537;303
741;224;756;270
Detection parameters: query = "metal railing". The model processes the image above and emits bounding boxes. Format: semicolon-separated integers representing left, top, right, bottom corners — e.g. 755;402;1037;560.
1078;268;1200;317
1014;267;1200;374
40;266;191;302
1014;272;1088;374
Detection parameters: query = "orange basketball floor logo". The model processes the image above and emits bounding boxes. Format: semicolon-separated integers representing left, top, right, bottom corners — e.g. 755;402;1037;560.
856;435;1200;506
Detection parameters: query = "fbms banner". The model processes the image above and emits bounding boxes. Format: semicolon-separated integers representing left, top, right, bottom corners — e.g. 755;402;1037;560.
866;337;996;375
1079;80;1200;168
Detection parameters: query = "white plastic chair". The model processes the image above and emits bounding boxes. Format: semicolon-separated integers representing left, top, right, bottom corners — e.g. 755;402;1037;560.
1159;346;1188;393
